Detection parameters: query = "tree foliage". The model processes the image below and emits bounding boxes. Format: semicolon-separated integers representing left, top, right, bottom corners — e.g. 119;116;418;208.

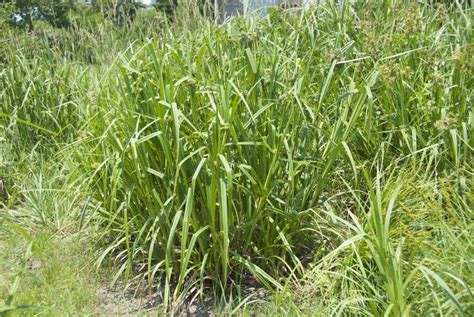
1;0;74;31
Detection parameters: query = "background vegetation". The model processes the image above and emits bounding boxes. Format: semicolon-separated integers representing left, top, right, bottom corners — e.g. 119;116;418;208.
1;0;473;315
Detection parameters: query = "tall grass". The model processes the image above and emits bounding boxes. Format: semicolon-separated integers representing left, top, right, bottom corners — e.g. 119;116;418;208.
1;0;472;313
303;162;473;315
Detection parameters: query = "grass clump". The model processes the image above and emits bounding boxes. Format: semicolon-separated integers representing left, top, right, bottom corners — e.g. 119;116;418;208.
0;0;472;315
78;1;473;310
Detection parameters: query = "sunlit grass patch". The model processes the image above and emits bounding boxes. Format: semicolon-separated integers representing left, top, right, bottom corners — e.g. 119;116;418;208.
0;0;472;314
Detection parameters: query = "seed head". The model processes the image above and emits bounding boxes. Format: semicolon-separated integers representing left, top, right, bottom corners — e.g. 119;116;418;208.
434;116;456;132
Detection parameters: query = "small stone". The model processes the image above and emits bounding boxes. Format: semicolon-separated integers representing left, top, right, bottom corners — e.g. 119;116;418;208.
189;305;197;314
31;260;42;270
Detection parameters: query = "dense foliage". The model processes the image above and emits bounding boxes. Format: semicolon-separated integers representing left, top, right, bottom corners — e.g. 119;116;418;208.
1;1;473;315
0;0;75;30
